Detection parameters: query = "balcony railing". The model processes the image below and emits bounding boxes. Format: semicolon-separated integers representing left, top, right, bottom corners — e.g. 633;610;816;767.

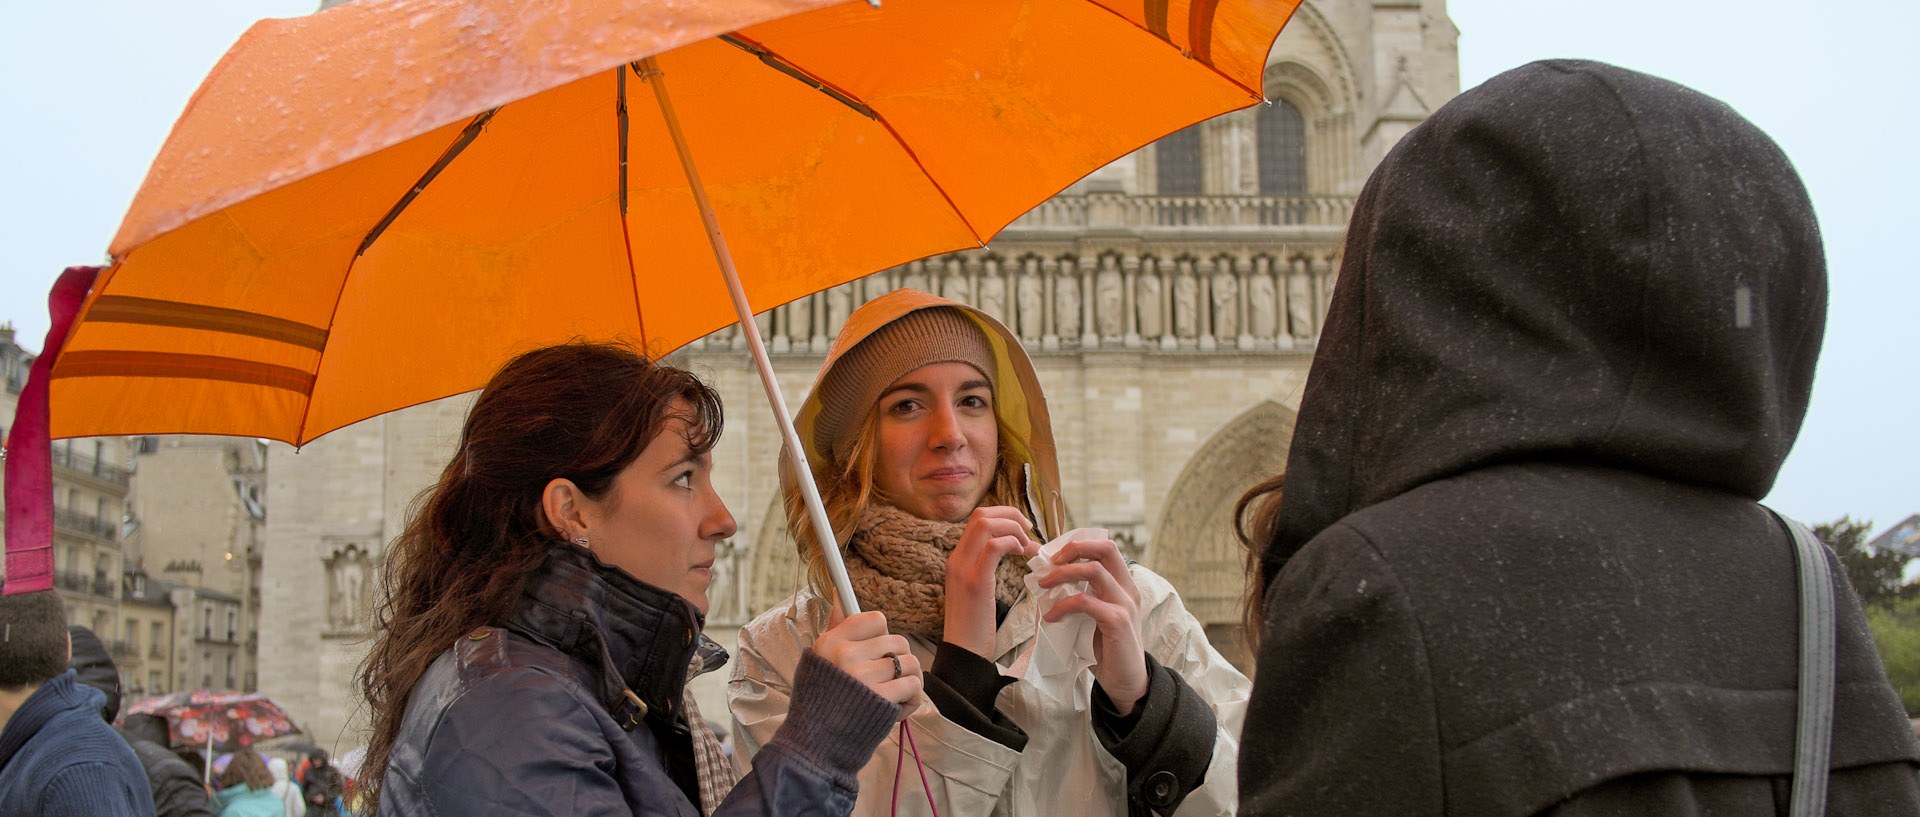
51;446;132;487
1007;193;1355;232
53;508;117;541
52;570;117;598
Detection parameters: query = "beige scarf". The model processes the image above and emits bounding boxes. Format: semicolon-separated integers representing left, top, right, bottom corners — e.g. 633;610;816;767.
843;503;1030;641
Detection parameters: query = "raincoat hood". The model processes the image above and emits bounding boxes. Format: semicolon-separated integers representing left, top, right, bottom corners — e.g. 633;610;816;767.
1262;60;1825;584
793;288;1065;537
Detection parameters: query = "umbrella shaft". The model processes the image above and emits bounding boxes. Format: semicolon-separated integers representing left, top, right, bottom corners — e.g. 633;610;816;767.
639;57;862;618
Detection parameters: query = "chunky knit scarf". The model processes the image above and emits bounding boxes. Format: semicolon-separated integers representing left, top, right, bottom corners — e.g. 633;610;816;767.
844;503;1031;641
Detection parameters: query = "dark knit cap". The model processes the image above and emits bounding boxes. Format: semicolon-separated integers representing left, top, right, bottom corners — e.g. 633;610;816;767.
813;307;995;465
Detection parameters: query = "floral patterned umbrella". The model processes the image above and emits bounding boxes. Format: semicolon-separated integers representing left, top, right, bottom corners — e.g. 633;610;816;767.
123;689;303;753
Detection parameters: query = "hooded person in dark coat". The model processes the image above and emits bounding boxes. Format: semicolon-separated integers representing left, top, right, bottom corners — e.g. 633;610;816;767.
1238;60;1920;815
67;626;218;817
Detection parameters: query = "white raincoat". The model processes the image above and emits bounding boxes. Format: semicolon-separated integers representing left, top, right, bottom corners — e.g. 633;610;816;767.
728;289;1248;817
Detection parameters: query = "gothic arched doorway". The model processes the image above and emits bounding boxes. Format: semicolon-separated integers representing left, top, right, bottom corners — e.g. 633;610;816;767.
1149;400;1295;674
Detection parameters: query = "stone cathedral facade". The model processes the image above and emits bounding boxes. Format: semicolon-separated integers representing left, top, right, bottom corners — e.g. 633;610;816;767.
259;0;1460;752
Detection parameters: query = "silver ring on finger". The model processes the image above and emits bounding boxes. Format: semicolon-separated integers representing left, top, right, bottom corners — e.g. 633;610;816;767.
888;652;903;680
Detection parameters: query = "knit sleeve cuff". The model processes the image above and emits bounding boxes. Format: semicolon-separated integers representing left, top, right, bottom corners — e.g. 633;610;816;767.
773;649;902;782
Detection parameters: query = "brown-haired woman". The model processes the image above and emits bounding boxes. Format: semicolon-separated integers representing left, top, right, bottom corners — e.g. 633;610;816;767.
215;751;280;817
729;290;1248;817
1232;473;1283;656
358;342;920;817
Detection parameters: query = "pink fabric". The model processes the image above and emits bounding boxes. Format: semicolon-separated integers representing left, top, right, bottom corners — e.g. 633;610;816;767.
4;266;98;595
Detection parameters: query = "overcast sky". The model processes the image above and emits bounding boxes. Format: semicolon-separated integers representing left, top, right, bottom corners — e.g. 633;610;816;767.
1;0;1913;535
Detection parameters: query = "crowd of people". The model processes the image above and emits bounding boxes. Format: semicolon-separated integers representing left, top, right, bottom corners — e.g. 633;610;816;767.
4;60;1919;816
0;608;355;817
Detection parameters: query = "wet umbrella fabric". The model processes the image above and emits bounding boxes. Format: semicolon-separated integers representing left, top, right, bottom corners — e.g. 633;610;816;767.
123;690;304;754
47;0;1298;446
37;0;1298;609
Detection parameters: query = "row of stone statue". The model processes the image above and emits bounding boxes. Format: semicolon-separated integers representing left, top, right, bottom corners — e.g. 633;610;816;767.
700;249;1341;354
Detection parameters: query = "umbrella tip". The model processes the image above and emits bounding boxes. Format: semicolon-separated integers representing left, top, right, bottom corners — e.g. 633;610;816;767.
867;0;880;7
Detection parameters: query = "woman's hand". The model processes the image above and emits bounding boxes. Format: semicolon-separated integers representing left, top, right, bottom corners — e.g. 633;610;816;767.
814;609;923;719
1038;537;1148;715
943;505;1041;657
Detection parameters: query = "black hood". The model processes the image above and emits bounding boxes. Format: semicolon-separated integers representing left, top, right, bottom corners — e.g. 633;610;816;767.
1262;60;1825;584
67;624;121;722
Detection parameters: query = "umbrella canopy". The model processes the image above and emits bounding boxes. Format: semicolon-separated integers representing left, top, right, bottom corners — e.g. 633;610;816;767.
48;0;1299;445
123;689;304;754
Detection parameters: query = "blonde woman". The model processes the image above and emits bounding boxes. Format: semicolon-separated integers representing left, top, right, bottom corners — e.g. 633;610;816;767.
731;290;1247;817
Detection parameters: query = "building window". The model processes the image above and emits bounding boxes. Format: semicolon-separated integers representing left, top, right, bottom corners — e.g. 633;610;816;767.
148;671;162;693
1156;124;1204;195
1257;98;1308;196
226;609;236;641
151;622;165;656
202;607;212;639
225;655;235;688
125;618;139;651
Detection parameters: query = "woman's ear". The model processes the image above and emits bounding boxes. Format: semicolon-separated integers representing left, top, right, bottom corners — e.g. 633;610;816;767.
542;478;589;546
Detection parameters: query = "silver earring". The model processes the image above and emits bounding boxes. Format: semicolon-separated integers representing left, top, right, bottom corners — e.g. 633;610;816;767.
573;536;589;545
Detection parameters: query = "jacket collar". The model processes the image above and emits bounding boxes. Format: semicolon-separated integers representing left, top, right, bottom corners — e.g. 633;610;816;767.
505;544;710;731
0;671;97;768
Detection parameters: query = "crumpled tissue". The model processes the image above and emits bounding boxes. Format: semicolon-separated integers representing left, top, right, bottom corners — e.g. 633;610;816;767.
1012;527;1107;710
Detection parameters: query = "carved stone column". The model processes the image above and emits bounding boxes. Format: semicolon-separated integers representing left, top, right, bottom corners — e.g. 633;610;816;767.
1234;254;1255;349
1121;254;1142;348
1079;254;1098;347
1196;256;1217;351
809;290;828;352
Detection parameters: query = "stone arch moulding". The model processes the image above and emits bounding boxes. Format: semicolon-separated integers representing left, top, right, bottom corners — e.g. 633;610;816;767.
1147;400;1296;629
1275;0;1359;112
747;494;806;617
1263;61;1337;119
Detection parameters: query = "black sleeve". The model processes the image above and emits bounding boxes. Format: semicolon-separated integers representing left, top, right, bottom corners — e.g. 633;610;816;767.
1091;653;1217;817
924;640;1028;750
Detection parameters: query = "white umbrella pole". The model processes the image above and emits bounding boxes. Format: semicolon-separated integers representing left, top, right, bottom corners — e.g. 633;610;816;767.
640;57;862;617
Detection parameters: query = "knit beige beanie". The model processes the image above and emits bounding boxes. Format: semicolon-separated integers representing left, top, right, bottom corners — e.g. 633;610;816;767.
813;306;996;465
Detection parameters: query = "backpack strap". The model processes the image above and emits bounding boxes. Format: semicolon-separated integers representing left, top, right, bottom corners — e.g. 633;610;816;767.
1771;509;1835;817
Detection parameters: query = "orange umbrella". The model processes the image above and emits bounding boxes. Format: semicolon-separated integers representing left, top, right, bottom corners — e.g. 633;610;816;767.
42;0;1299;607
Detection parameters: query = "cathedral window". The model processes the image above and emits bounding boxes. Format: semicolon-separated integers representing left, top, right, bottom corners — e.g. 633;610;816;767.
1156;123;1204;195
1258;97;1307;195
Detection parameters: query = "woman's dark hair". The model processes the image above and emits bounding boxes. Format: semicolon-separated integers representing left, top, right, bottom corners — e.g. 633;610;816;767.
220;749;274;792
356;341;723;813
1233;473;1285;656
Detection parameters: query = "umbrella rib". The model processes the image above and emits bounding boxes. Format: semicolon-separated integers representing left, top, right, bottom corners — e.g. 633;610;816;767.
615;67;647;346
717;35;877;121
713;34;985;247
295;106;499;444
356;108;501;258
